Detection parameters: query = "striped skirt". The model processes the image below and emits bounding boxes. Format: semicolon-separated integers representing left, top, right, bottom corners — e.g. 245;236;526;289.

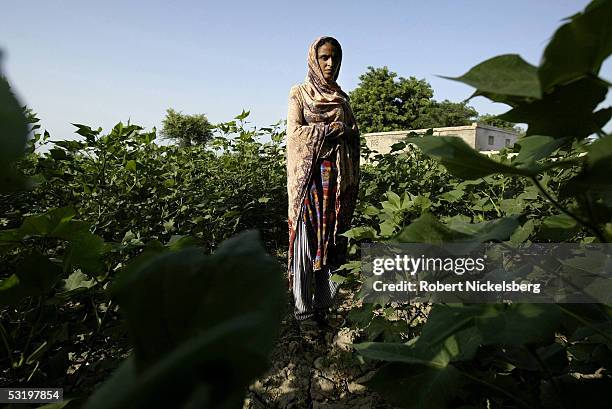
292;159;341;320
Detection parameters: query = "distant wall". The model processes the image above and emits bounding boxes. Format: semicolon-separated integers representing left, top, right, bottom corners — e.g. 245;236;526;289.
363;123;520;156
475;124;520;151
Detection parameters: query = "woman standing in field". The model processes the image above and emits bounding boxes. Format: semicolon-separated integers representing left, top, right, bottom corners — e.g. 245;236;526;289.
286;36;360;328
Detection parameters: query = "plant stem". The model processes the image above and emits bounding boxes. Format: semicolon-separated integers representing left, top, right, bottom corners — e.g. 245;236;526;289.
557;305;612;345
460;370;536;409
530;176;606;242
21;296;43;369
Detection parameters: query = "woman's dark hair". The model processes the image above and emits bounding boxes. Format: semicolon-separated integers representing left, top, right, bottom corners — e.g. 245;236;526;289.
316;37;342;61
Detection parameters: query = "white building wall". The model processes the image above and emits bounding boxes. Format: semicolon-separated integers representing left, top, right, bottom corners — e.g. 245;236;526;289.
475;124;520;151
363;123;520;156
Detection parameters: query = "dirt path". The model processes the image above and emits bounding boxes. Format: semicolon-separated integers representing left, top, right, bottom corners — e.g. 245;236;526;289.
243;285;398;409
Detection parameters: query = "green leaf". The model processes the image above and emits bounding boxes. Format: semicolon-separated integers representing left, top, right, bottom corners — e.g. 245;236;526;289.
390;141;406;152
61;270;96;293
341;226;378;240
53;140;86;151
443;54;541;99
330;273;347;284
363;316;410;343
476;304;563;345
446;217;520;241
499;77;611;139
587;133;612;165
0;274;27;306
63;232;109;274
336;260;361;275
348;303;374;327
379;220;398;237
407;135;536;179
499;198;525;215
356;323;481;368
165;235;203;251
162;220;175;232
429;303;562;345
561;135;612;201
517;185;540;201
363;205;380;216
0;228;22;254
234;109;250;120
354;342;448;368
49;148;68;160
385;191;401;209
125;160;137;172
17;253;64;296
72;123;100;143
356;302;563;407
362;362;465;409
111;229;284;368
394;213;466;243
510;219;535;244
538;214;580;241
542;214;577;229
86;231;285;408
1;252;64;305
513;135;570;166
396;213;519;244
539;0;612;91
18;207;90;239
35;399;80;409
0;74;28;192
409;304;563;363
84;314;260;409
412;195;432;211
441;189;464;203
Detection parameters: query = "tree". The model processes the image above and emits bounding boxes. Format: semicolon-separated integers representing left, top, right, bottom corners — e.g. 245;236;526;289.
477;113;523;133
161;108;214;147
349;67;479;133
412;100;478;129
349;67;434;133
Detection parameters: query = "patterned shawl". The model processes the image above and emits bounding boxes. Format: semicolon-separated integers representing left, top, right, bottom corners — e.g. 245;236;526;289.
286;36;360;288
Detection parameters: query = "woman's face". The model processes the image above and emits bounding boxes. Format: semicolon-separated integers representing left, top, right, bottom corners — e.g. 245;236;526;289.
317;42;340;82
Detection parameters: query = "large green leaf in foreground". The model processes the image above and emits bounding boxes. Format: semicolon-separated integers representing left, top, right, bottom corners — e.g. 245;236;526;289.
84;230;285;409
0;71;28;191
393;212;519;245
406;136;536;180
538;0;612;91
443;54;541;99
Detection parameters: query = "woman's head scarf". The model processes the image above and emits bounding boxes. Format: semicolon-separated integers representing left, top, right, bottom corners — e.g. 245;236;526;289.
306;36;345;94
300;36;351;124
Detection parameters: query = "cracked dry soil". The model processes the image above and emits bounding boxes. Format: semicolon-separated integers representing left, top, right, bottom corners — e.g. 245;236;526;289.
242;285;399;409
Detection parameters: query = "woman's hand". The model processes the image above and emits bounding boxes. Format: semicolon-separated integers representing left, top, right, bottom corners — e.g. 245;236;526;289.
328;121;346;138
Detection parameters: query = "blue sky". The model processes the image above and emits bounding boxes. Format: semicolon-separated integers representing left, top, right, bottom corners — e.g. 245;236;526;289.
2;0;610;140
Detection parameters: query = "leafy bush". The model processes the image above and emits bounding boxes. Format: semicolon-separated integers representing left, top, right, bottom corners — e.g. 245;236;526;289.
160;108;214;147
